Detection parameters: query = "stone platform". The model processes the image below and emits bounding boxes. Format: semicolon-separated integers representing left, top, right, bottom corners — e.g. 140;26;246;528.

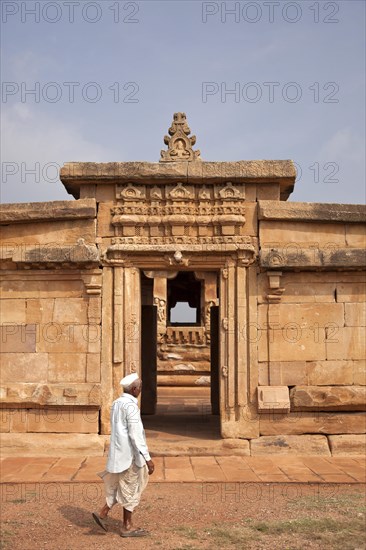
1;455;365;484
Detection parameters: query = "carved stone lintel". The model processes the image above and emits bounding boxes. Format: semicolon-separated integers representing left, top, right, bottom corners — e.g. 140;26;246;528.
116;183;146;201
160;112;201;162
143;270;178;279
168;182;193;200
218;182;242;200
11;238;99;268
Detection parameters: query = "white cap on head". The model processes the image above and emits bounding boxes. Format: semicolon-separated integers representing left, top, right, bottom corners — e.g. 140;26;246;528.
120;372;139;386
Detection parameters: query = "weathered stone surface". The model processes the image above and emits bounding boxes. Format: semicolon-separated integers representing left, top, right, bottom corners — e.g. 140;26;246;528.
258;201;366;223
148;438;250;457
244;202;258;236
97;202;114;237
0;279;84;299
37;324;91;354
12;239;99;265
290;386;366;411
0;219;96;250
257;184;280;201
0;324;37;353
61;160;295;198
326;327;365;361
157;375;210;386
260;220;346;245
260;246;365;269
258;271;365;304
86;354;100;383
345;224;366;247
52;298;89;324
258;325;326;363
157;361;210;373
258;302;344;330
1;407;99;434
0;299;26;323
306;361;354;386
354;361;366;385
345;303;366;326
0;199;96;224
0;383;101;407
328;434;366;455
48;353;86;383
250;435;331;455
257;386;290;413
26;408;99;433
260;360;364;387
1;353;48;383
0;433;104;456
259;412;366;435
259;361;307;386
336;283;366;303
95;185;115;202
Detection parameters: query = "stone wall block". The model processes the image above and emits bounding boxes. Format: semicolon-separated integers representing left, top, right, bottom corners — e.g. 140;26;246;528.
53;298;88;324
0;299;26;323
27;408;99;433
36;324;89;353
306;360;353;385
260;412;366;436
0;219;96;247
86;354;101;383
1;353;48;383
1;324;37;353
336;283;366;303
326;326;366;361
258;326;326;362
97;202;115;237
0;433;104;456
250;434;331;455
0;383;101;407
345;224;366;247
328;434;366;455
48;353;86;383
290;385;366;411
353;361;366;385
1;280;84;300
260;220;346;246
345;303;366;327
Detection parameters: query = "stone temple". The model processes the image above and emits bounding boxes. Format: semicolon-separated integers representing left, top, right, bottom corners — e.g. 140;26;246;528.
1;113;365;457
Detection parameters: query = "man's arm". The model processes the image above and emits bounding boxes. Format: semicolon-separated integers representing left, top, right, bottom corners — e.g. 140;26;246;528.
125;401;152;463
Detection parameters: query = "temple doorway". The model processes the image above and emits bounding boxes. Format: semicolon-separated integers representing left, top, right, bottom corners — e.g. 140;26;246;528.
140;270;220;440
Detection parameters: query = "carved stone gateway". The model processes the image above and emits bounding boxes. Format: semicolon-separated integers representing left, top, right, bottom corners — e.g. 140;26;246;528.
1;113;365;456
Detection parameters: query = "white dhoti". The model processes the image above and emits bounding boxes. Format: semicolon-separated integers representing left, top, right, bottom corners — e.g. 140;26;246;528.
98;463;148;512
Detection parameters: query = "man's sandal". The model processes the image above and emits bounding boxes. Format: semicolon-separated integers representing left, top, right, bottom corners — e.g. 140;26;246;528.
92;512;108;532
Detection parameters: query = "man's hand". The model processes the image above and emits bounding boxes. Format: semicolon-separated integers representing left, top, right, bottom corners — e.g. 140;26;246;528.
146;460;155;475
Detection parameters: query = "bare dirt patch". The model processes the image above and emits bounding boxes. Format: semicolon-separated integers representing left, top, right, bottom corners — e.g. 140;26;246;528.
1;483;365;550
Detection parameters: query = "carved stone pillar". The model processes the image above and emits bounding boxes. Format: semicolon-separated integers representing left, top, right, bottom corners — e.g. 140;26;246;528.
194;271;217;340
100;267;113;434
123;267;141;378
153;277;167;340
143;270;177;341
219;254;259;439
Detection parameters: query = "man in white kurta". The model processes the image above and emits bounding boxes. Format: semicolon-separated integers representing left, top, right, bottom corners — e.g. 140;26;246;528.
92;373;154;538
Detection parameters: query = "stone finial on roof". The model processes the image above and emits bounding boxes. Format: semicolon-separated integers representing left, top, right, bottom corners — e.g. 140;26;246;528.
160;112;201;162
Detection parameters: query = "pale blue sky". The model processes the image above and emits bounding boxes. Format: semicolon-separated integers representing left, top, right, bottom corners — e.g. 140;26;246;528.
1;0;365;204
